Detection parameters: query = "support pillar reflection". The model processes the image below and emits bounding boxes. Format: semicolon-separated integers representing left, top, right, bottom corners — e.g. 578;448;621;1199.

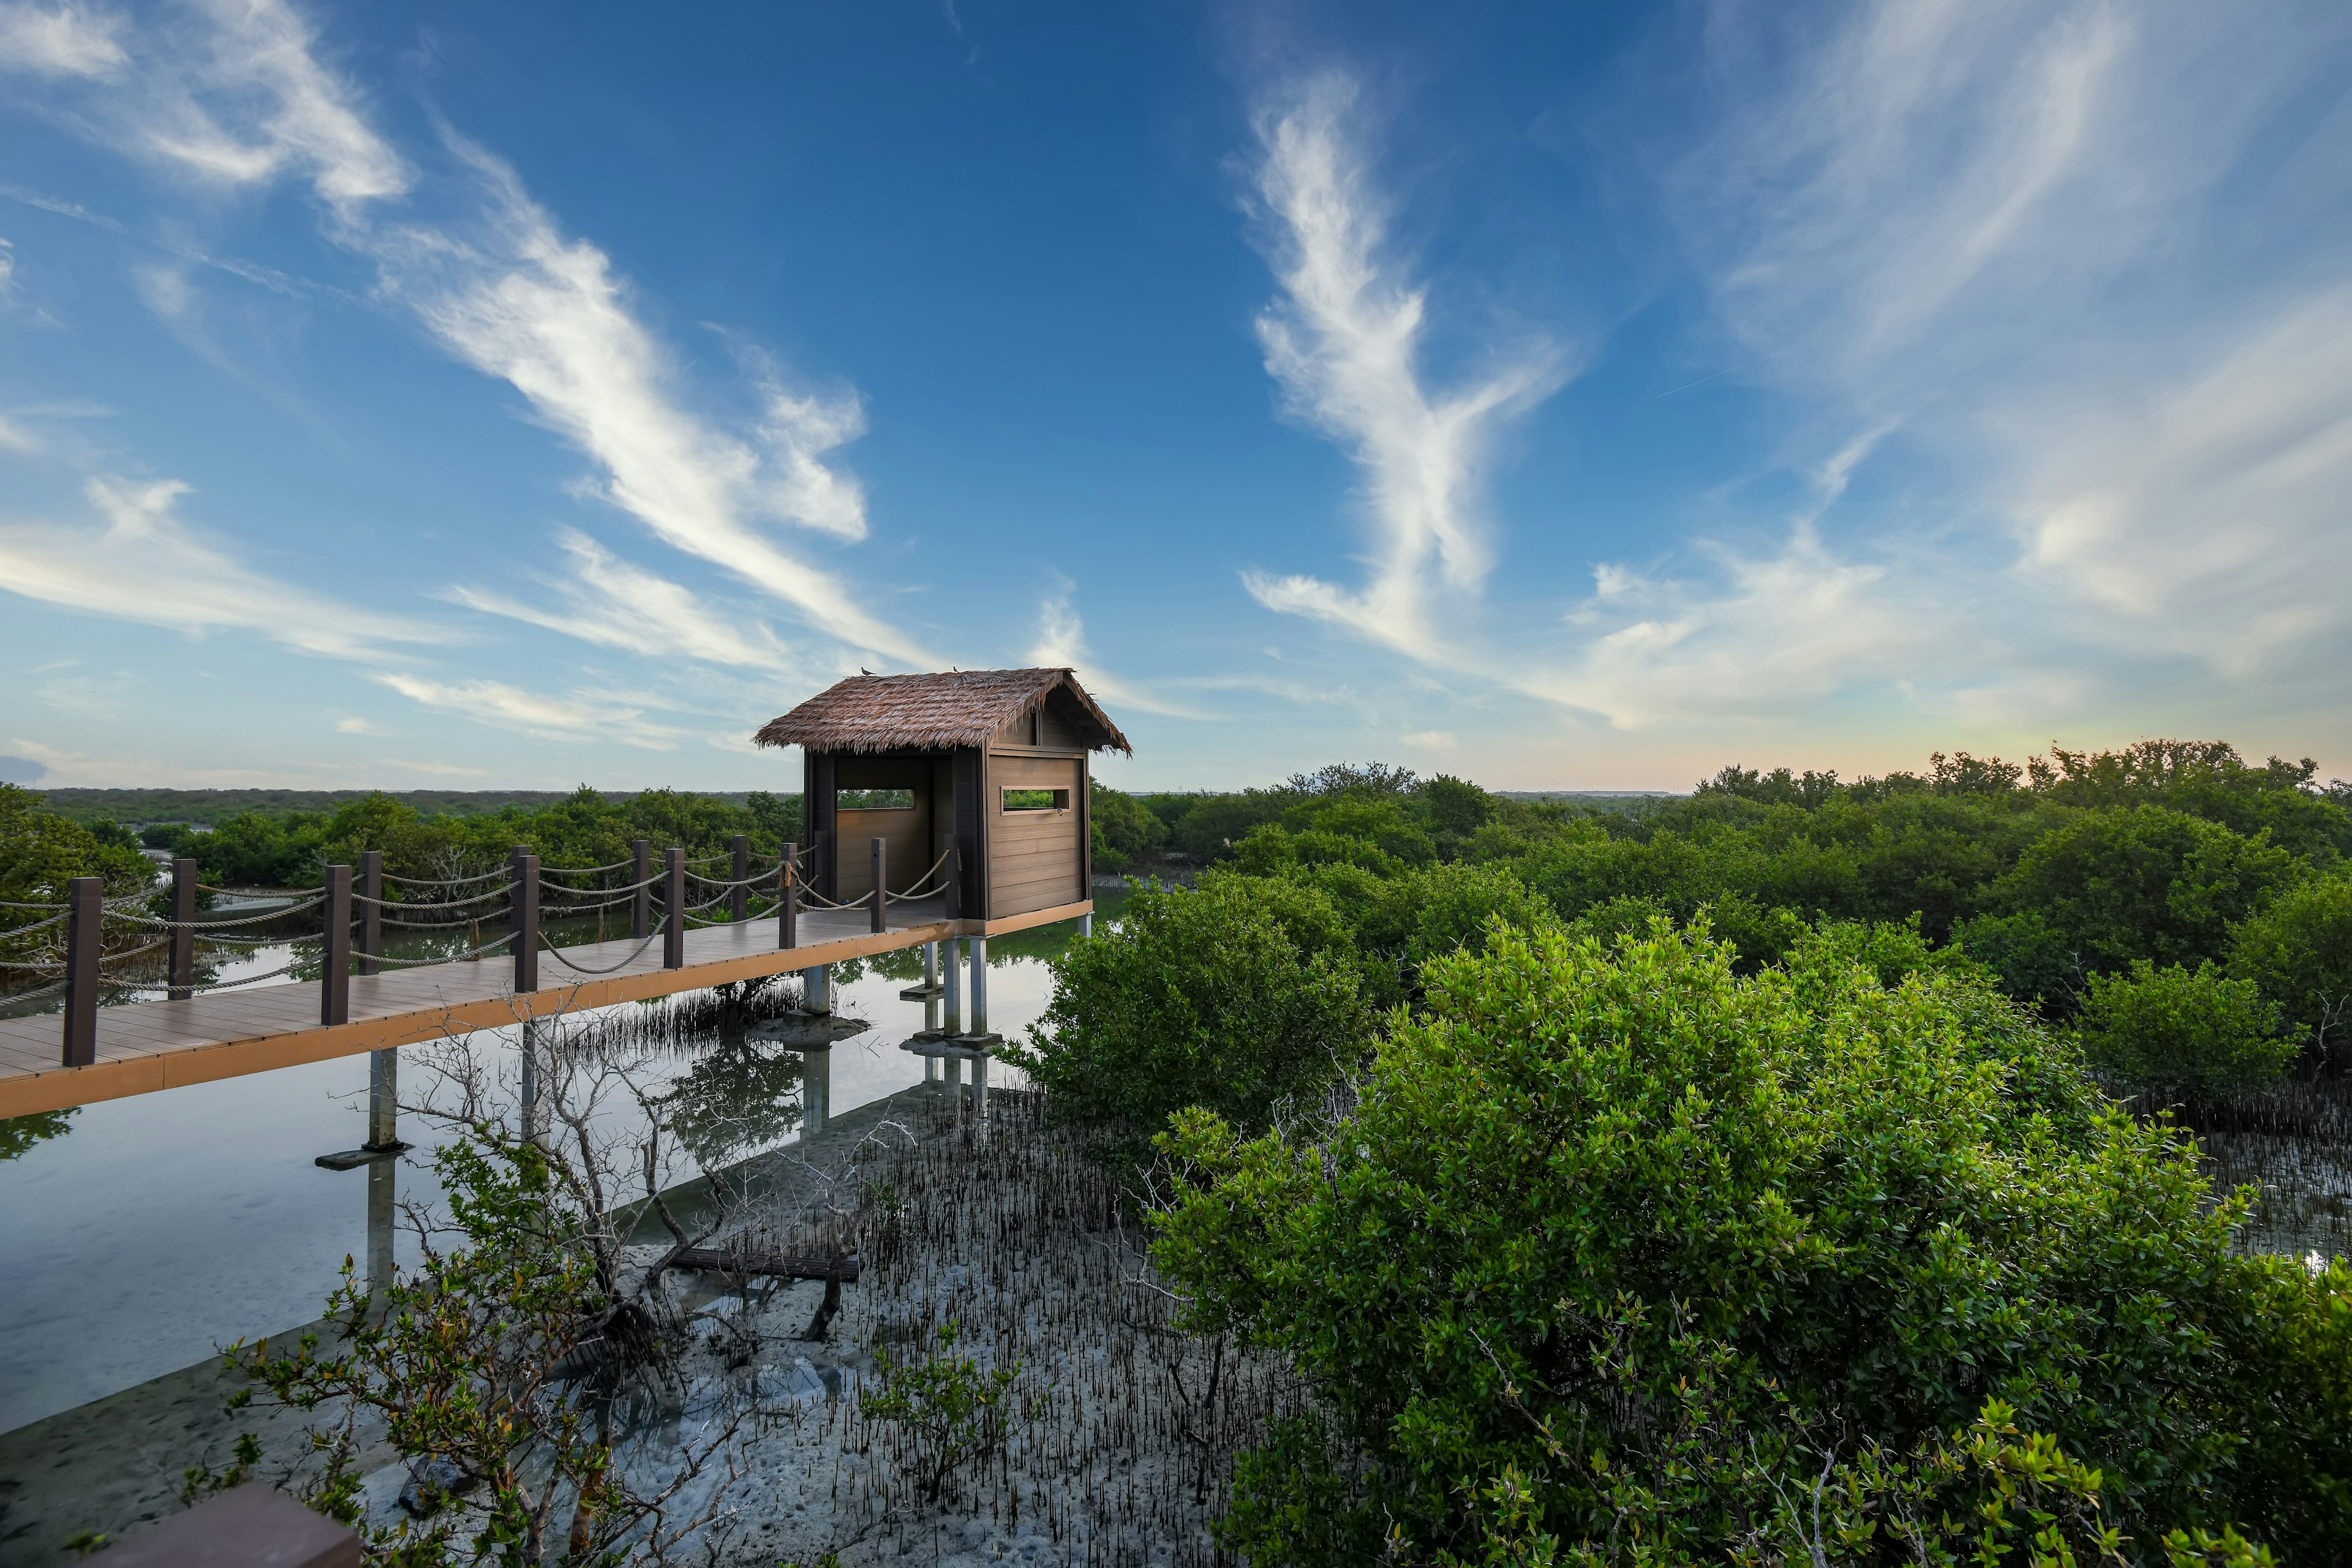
519;1020;546;1148
366;1156;396;1299
802;1045;831;1133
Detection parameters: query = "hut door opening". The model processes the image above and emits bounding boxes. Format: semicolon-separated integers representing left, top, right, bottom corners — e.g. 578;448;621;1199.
834;760;934;901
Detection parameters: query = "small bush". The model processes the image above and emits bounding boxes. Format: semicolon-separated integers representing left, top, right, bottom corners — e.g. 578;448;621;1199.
1007;873;1373;1147
861;1319;1017;1503
2076;959;2294;1101
2230;868;2352;1059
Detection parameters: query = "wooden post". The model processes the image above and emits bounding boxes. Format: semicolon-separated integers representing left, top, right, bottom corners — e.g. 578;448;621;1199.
630;838;652;940
731;834;749;924
663;847;685;968
62;876;100;1067
870;837;887;934
943;843;960;922
357;851;382;977
168;857;197;1001
778;842;798;950
815;827;832;903
322;865;351;1027
510;850;539;994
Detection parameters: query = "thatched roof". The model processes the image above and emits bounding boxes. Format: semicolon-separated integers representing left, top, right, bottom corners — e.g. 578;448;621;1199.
753;668;1132;755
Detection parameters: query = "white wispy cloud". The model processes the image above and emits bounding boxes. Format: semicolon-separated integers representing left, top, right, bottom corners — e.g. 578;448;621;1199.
1533;524;1927;729
0;2;126;80
371;673;684;750
4;0;931;668
1026;584;1197;717
2001;286;2352;678
443;529;802;673
386;138;925;660
1239;72;1566;663
0;475;434;660
1675;0;2352;698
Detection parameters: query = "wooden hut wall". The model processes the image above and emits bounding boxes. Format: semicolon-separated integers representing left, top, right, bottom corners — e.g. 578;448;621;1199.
982;699;1088;917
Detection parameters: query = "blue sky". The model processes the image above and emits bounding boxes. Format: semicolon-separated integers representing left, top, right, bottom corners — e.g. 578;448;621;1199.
0;1;2347;793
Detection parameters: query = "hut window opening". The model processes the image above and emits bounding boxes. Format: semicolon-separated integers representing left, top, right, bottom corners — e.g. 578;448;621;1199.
1001;787;1069;812
838;788;915;810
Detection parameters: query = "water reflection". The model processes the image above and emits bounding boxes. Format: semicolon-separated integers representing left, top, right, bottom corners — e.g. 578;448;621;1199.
0;902;1110;1436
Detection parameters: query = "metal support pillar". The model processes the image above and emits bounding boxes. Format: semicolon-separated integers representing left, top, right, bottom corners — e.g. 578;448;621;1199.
168;857;197;1001
1078;911;1095;938
365;1046;404;1153
509;851;538;994
663;847;685;968
942;937;963;1035
968;936;990;1037
730;834;749;924
870;837;888;934
802;964;829;1015
778;841;798;949
62;876;100;1067
322;864;351;1027
923;940;938;991
358;850;382;977
631;838;651;940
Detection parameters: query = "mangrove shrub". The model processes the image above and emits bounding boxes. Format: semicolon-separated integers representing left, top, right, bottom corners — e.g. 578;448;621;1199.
1150;921;2352;1564
2075;960;2294;1101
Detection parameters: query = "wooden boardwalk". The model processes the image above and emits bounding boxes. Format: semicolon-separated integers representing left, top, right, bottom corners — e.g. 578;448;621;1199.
0;897;1090;1118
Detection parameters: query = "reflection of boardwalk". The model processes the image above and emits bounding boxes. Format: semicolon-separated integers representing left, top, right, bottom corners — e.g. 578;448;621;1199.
0;896;1087;1118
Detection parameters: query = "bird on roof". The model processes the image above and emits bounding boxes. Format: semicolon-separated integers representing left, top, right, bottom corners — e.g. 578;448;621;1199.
860;667;872;676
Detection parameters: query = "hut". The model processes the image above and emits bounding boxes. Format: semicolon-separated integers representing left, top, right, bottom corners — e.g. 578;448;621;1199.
753;668;1131;928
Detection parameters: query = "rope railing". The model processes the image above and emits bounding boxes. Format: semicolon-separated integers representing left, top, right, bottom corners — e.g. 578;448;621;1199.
884;847;959;903
105;897;328;930
537;856;639;879
537;918;669;976
352;886;511;913
23;834;895;1058
380;865;510;889
367;931;518;967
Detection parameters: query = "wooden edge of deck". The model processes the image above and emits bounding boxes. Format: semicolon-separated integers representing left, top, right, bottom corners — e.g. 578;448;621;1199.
969;899;1093;939
0;918;959;1120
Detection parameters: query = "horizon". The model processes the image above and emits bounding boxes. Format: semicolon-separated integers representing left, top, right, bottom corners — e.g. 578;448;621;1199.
2;2;2347;791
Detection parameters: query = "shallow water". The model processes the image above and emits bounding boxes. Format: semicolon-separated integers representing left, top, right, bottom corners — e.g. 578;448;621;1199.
0;906;1105;1436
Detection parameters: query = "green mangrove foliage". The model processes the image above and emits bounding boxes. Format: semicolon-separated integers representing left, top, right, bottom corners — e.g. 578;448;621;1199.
1006;874;1374;1148
1035;741;2352;1126
108;786;803;888
1148;922;2352;1564
0;782;151;922
2075;960;2294;1101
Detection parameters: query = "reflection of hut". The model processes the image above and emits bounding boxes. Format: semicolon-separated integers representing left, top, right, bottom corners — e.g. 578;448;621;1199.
753;668;1131;927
